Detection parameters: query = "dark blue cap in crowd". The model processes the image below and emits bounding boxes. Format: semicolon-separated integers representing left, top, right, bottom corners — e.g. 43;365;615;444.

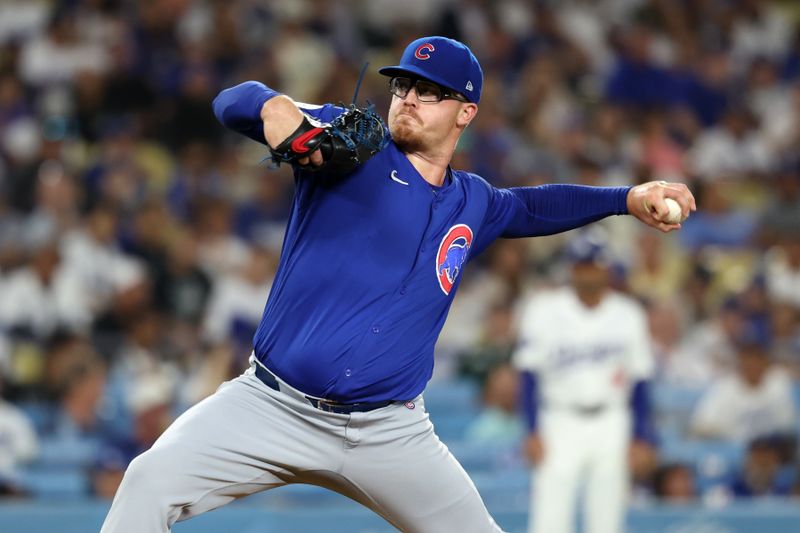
378;36;483;103
565;230;613;266
733;319;772;353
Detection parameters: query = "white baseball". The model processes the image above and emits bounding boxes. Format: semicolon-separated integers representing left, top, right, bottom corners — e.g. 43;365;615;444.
664;198;685;224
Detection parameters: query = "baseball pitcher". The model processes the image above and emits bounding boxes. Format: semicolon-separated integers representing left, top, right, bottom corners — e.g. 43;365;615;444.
100;36;694;533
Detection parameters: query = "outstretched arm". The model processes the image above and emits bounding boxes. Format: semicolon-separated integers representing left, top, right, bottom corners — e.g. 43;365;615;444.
212;81;325;167
476;180;696;254
502;181;696;237
500;184;631;238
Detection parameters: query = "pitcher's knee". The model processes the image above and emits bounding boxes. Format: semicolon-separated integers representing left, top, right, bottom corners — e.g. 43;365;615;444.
119;447;183;500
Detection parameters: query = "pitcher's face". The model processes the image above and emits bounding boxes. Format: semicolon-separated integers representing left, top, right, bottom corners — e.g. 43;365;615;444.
388;83;465;154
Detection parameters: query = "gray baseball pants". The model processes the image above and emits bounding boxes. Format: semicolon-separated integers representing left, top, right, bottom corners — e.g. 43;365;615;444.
100;361;505;533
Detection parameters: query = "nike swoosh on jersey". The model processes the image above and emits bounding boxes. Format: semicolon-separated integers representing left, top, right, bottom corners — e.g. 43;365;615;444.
291;127;325;154
390;170;409;185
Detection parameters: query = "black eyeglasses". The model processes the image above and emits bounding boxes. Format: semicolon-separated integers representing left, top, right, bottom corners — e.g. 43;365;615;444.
389;77;469;103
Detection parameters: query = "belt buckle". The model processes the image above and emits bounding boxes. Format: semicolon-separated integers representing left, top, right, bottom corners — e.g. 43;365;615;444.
314;398;342;413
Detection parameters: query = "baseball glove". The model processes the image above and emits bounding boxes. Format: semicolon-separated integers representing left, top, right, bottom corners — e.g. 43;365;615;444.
269;103;387;175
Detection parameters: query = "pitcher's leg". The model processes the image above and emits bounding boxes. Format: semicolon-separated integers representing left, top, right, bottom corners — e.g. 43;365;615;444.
100;374;341;533
339;405;505;533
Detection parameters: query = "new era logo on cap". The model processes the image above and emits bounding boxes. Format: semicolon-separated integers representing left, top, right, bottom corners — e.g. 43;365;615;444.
377;36;484;103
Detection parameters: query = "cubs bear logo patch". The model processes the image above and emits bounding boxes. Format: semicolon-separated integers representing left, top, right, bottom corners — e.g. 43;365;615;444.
436;224;473;295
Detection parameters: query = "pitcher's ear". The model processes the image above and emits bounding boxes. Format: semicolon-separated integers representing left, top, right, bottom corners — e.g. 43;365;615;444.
457;103;478;128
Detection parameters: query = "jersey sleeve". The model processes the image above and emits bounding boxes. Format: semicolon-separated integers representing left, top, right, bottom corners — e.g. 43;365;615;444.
473;183;630;255
212;81;346;146
512;297;548;371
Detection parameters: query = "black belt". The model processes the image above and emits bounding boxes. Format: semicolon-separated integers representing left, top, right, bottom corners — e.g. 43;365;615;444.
572;404;607;416
255;364;395;414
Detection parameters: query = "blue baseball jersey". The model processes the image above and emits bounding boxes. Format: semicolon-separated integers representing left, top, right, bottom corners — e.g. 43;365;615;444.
213;81;631;403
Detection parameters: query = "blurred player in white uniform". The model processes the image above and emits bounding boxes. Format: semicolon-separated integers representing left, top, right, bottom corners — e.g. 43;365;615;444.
514;232;656;533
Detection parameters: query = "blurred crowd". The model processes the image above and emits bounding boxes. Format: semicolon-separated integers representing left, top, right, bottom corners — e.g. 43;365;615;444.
0;0;799;508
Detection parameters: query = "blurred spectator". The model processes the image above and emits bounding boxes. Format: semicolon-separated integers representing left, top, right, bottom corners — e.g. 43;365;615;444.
605;25;677;110
690;332;796;442
36;337;108;471
730;0;793;63
167;142;225;221
202;246;276;365
82;116;151;208
152;231;212;327
680;48;730;129
0;376;38;494
0;238;88;339
271;18;335;103
633;111;686;179
102;307;178;438
91;372;174;500
0;194;26;272
664;295;744;387
464;364;524;445
234;171;292;249
678;181;758;250
0;73;32;136
746;59;798;154
164;44;222;149
764;231;800;309
758;170;800;247
730;436;796;498
121;199;171;278
688;108;771;180
18;8;110;87
0;1;48;46
191;196;251;280
23;162;82;248
769;300;800;376
458;301;517;384
647;299;692;384
515;55;579;150
628;229;689;302
652;463;697;503
60;203;146;316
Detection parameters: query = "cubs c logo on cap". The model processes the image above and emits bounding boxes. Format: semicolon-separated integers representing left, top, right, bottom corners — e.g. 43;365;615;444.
414;43;435;60
436;224;473;295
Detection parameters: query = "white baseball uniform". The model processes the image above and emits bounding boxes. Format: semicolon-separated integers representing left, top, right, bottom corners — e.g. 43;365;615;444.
513;287;654;533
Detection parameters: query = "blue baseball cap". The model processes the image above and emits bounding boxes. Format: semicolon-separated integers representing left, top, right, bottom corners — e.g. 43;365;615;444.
378;36;483;104
564;230;613;266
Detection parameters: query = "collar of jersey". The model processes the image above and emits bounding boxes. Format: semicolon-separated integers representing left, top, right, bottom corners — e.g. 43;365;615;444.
389;140;457;194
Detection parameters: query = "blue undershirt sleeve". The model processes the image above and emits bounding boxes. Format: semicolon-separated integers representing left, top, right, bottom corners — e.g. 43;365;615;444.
212;81;279;145
631;379;654;442
474;183;631;254
519;370;539;433
503;184;630;237
212;81;347;147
